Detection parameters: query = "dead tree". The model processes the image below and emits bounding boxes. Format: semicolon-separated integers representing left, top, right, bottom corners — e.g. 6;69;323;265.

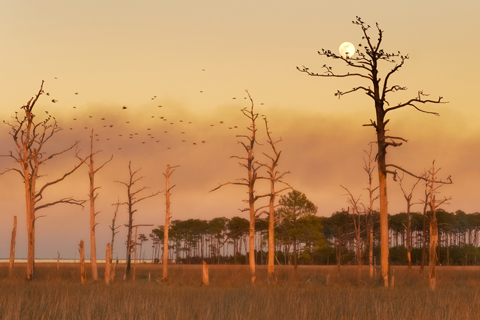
424;161;451;290
110;198;122;258
9;216;17;277
162;164;178;281
362;147;378;279
259;118;291;282
397;173;421;270
420;184;429;274
76;129;113;281
115;161;159;279
1;81;86;280
341;186;367;282
210;91;265;284
298;17;445;286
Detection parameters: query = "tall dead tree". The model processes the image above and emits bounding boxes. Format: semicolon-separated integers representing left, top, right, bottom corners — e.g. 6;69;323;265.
298;17;445;286
1;82;86;280
162;164;178;281
260;118;291;282
76;129;113;281
211;91;265;284
116;161;159;279
397;173;421;270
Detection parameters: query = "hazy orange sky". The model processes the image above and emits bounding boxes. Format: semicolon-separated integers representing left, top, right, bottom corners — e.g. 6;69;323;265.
1;1;479;259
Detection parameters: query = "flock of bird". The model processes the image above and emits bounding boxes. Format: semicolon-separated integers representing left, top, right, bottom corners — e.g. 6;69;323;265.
42;75;261;153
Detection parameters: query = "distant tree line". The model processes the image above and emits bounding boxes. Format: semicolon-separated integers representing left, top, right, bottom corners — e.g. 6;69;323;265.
145;209;480;267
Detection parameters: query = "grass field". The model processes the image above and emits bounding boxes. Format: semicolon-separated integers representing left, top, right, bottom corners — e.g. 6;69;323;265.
1;263;480;319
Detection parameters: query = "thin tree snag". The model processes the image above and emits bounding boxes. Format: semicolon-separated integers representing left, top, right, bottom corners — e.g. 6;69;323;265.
260;117;291;283
9;216;17;278
210;91;264;284
1;82;87;280
363;146;378;279
76;129;113;281
116;161;160;279
79;240;86;285
133;226;138;281
298;17;446;287
110;198;122;262
105;243;112;285
397;173;421;270
162;164;179;282
340;185;367;283
424;161;452;291
201;260;209;286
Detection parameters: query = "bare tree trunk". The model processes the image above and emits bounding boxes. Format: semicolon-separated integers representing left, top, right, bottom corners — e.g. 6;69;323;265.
9;216;17;278
356;225;362;282
263;117;290;283
248;151;256;284
79;240;86;284
26;195;35;281
429;216;438;290
407;206;412;270
163;164;177;281
57;251;60;272
89;134;98;281
420;195;428;274
105;243;111;285
377;127;389;288
267;201;276;282
369;216;374;279
133;226;137;281
110;199;121;262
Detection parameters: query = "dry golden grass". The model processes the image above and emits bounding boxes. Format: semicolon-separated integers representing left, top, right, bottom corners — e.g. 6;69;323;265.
1;263;480;319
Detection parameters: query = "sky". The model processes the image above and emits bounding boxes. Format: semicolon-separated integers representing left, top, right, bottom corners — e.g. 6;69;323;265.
0;0;479;259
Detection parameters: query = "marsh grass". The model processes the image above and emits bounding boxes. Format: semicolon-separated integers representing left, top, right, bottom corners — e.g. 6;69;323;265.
1;263;480;319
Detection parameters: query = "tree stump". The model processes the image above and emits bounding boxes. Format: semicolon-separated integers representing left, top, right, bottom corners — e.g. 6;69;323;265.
9;216;17;278
201;261;209;286
79;240;86;284
105;243;112;285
